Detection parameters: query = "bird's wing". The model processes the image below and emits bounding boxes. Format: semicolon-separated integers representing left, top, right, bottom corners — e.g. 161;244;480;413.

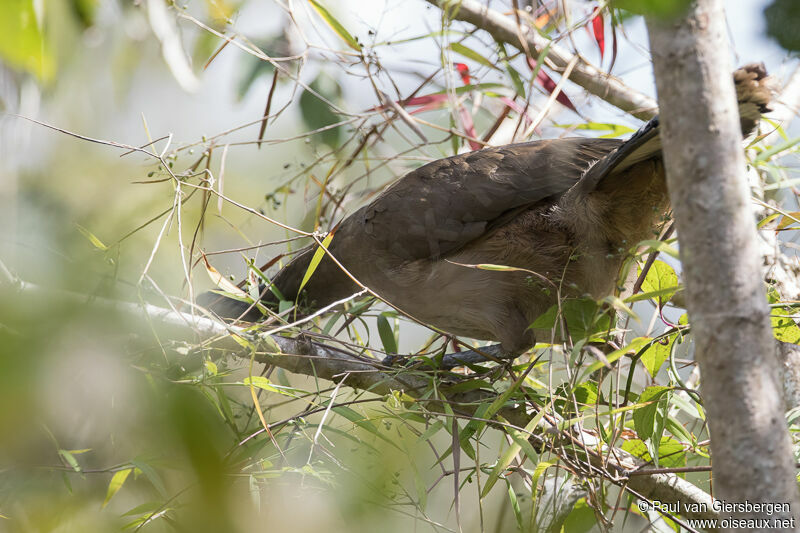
353;137;621;261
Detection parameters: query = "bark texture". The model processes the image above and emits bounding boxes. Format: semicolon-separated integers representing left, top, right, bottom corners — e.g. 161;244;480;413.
647;1;800;528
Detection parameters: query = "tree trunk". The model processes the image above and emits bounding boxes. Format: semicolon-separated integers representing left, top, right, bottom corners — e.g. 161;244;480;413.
647;1;800;529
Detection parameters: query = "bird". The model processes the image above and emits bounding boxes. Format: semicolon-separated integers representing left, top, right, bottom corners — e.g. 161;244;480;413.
200;64;772;360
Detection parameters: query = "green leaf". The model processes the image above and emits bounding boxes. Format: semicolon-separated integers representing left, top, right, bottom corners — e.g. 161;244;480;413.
278;300;294;314
0;0;55;82
298;232;335;294
625;286;681;303
639;260;679;306
754;135;800;162
69;0;99;27
457;403;490;453
376;312;398;354
481;406;548;498
583;336;650;375
58;449;82;472
103;468;132;508
562;498;597;533
498;43;525;97
622;436;686;468
764;0;800;52
640;335;674;378
555;381;598;415
76;224;109;251
772;311;800;343
665;415;693;444
121;501;166;517
632;386;670;442
614;0;692;18
308;0;361;51
412;460;428;512
235;35;290;99
243;376;303;398
130;459;167;497
555;122;636;138
531;298;611;341
669;393;703;420
447;42;497;69
638;239;680;259
418;420;445;442
215;385;235;423
299;73;344;147
507;483;524;532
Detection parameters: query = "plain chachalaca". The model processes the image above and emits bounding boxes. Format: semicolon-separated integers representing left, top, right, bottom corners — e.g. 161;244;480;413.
201;64;772;358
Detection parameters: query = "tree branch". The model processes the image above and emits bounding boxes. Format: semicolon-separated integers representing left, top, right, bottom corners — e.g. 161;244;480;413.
427;0;658;120
647;0;800;522
2;279;720;522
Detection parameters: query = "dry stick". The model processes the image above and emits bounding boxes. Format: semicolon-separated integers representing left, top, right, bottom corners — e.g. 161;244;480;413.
4;280;720;522
427;0;657;120
258;69;280;149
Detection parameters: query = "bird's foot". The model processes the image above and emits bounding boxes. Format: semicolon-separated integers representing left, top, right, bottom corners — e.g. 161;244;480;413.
439;344;518;369
379;344;520;369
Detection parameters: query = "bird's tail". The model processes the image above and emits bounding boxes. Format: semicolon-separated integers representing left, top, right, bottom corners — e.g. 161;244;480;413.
580;63;772;191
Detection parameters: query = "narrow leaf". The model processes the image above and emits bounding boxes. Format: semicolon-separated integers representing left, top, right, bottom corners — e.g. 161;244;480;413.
457;103;481;150
527;58;577;112
754;135;800;162
376;312;398;354
448;42;497;69
58;450;82;472
103;468;132;508
298;232;335;293
583;336;650;374
76;224;108;251
308;0;361;51
130;459;167;497
632;386;670;441
201;253;249;299
638;239;680;259
591;9;605;59
507;484;524;532
481;407;548;498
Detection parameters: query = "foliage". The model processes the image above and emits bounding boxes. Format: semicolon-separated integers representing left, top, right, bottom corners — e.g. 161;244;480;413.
764;0;800;52
0;1;798;532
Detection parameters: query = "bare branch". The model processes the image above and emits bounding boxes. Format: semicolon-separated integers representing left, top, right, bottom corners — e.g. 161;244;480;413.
3;279;719;521
427;0;658;120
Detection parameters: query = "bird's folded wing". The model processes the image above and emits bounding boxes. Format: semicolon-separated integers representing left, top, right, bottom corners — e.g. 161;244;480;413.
354;137;621;261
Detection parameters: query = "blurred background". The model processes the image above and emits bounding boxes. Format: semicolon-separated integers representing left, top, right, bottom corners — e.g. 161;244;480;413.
0;0;798;531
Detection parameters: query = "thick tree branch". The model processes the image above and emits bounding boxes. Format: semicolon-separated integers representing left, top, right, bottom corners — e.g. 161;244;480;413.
647;0;800;525
2;279;720;522
428;0;658;120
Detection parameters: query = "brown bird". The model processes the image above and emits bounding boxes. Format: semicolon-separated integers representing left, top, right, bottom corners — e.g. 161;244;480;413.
201;65;772;361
